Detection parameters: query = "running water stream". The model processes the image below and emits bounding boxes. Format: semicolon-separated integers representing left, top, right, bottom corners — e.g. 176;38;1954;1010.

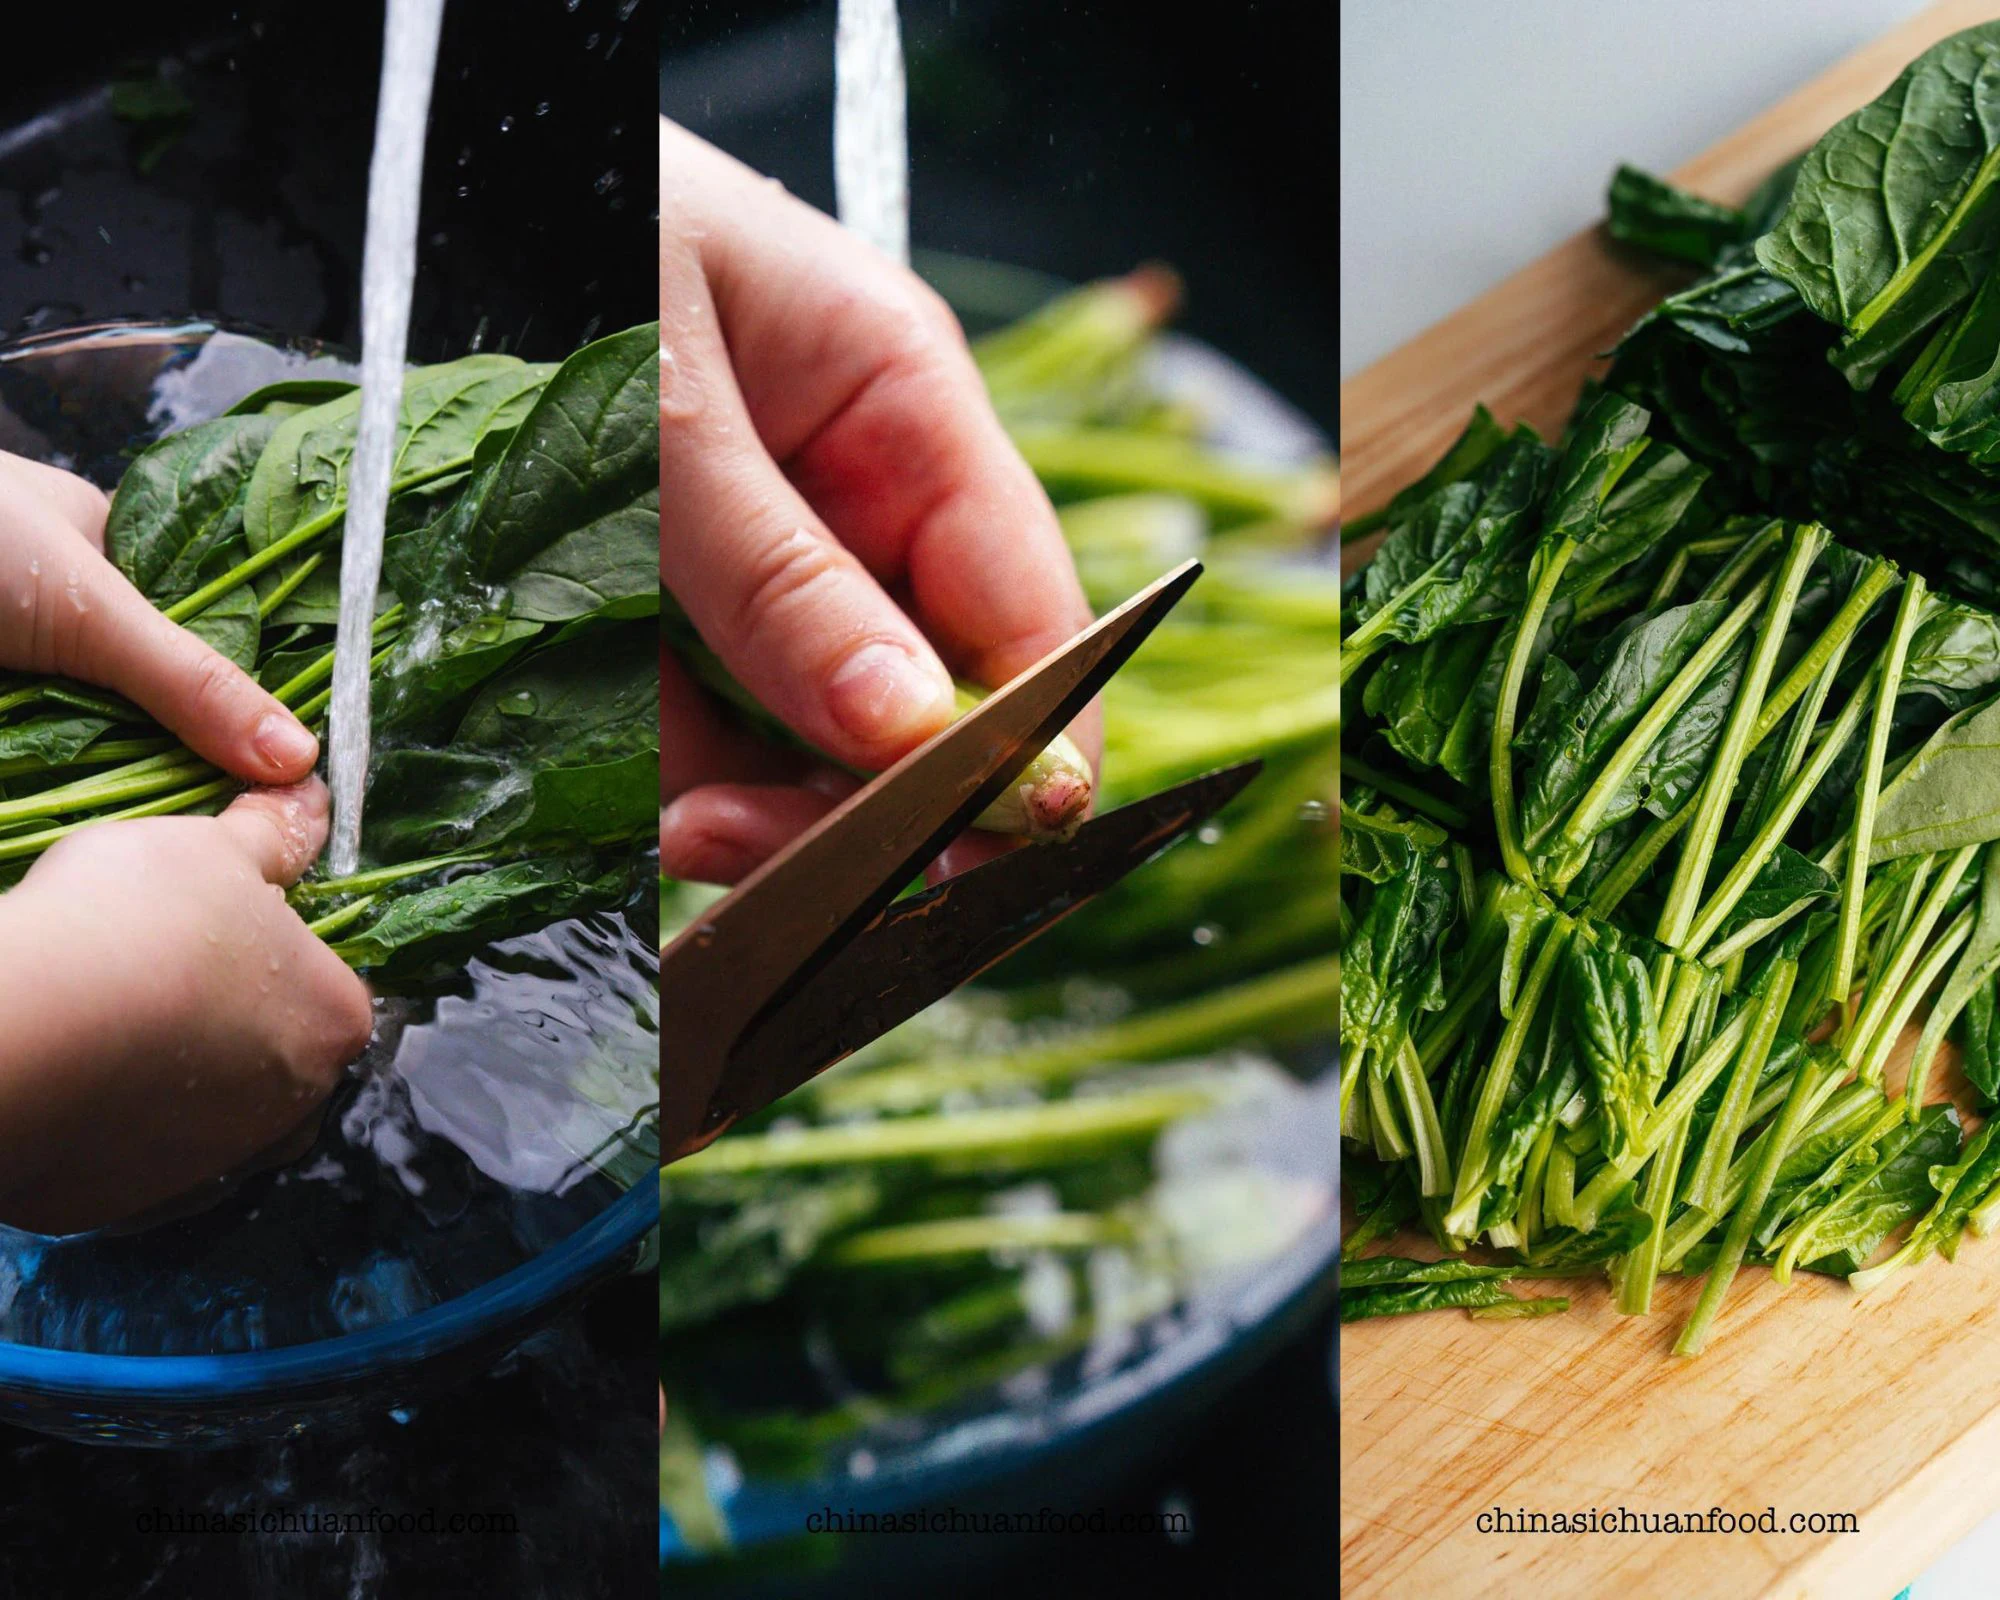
327;0;449;877
834;0;909;266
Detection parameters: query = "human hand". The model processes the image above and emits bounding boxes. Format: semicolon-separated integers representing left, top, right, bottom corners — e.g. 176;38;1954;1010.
0;450;321;785
0;778;374;1234
659;119;1098;886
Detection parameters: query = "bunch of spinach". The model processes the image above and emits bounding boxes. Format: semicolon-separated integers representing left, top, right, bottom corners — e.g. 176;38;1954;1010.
1344;383;2000;1352
0;322;661;978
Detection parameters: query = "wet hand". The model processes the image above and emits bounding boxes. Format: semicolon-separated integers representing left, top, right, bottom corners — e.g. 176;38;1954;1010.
0;451;321;787
0;778;374;1234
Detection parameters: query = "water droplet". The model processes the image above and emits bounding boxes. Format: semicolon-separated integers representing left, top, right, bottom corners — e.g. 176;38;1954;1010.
455;184;470;200
498;114;514;133
1191;923;1223;947
26;558;39;578
497;689;537;718
1196;822;1223;845
535;100;551;117
1297;799;1330;824
388;1406;414;1425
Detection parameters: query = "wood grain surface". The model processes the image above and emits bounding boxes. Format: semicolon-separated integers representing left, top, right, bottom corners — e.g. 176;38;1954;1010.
1341;5;2000;1598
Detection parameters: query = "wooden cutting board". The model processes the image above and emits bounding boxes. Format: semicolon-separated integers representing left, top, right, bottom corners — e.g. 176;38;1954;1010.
1340;5;2000;1598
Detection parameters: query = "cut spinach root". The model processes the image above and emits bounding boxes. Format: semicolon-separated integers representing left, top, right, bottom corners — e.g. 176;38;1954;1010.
0;322;661;980
1343;22;2000;1345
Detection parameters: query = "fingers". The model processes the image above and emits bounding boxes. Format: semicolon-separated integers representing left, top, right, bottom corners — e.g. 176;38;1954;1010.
661;782;846;886
217;779;331;886
66;568;321;784
668;123;1099;777
0;492;319;784
0;453;109;549
271;906;375;1080
661;264;957;773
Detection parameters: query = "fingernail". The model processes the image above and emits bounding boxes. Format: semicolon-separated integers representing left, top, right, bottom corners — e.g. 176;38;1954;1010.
825;642;952;750
254;712;318;773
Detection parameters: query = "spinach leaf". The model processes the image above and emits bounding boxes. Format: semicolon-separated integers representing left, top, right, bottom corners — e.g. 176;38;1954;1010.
1339;818;1455;1067
1558;924;1661;1163
1962;974;2000;1102
1756;21;2000;388
1799;1104;1960;1273
105;412;279;601
1516;594;1736;850
328;854;631;974
1870;690;2000;861
386;323;659;624
224;377;359;417
1338;1255;1568;1323
0;714;113;771
361;622;658;863
243;353;551;554
1606;165;1749;268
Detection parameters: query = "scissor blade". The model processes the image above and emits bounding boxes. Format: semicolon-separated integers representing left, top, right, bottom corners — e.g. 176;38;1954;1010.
681;761;1262;1147
663;558;1204;1098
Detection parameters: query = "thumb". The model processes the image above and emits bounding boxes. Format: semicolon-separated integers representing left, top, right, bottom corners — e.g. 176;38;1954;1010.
216;779;331;887
33;543;320;785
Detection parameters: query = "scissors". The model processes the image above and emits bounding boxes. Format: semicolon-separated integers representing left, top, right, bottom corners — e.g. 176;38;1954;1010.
662;558;1262;1162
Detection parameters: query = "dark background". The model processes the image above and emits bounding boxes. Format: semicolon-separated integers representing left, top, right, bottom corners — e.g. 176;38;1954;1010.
0;3;658;1596
664;5;1336;1596
662;0;1336;430
0;0;654;361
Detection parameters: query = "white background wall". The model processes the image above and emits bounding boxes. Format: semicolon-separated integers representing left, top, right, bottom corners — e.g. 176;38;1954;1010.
1339;0;1934;377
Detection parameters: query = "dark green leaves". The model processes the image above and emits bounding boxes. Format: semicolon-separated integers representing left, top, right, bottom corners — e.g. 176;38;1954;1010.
1352;433;1553;645
1338;806;1456;1066
1607;165;1749;269
1870;691;2000;861
243;353;551;554
1517;594;1737;851
361;622;658;864
1338;1255;1569;1323
1756;21;2000;388
387;323;660;624
328;854;631;974
1559;925;1661;1163
105;413;279;602
1540;394;1651;558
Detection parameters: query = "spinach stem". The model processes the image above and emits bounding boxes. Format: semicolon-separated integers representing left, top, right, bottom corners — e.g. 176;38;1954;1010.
1675;1051;1830;1356
1552;570;1777;862
1683;960;1796;1214
1829;574;1928;1006
1680;663;1880;958
1442;915;1573;1237
1655;525;1827;950
1490;541;1576;884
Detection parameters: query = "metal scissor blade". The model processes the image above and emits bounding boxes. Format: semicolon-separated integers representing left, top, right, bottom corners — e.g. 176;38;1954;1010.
664;558;1203;1124
678;761;1262;1151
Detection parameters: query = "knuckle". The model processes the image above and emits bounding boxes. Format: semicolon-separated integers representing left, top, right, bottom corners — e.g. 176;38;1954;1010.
182;644;246;722
729;525;841;645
